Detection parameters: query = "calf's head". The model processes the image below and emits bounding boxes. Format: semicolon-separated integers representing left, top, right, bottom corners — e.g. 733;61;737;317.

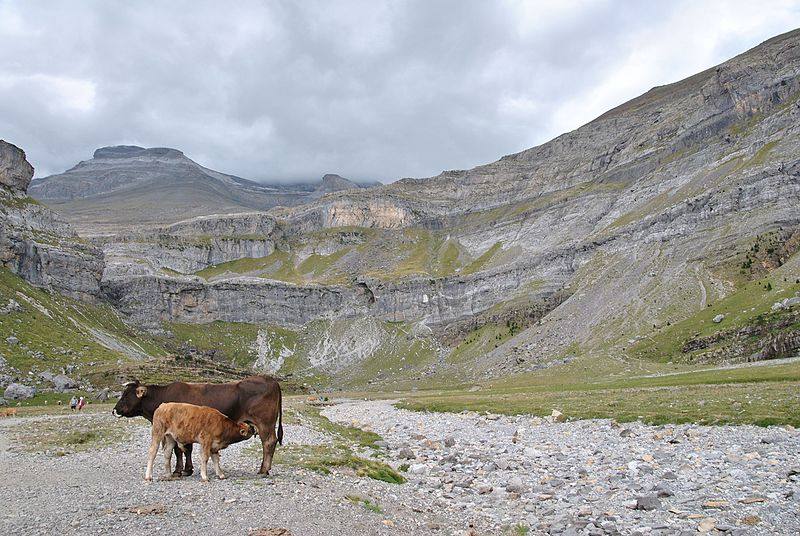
238;421;257;439
112;380;148;417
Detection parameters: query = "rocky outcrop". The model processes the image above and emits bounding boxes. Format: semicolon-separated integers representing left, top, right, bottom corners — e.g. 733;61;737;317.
102;248;567;329
99;212;282;275
0;140;34;195
0;141;103;300
4;382;36;400
311;174;361;198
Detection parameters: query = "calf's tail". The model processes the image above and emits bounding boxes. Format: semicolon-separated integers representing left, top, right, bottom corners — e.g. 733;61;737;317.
277;389;283;446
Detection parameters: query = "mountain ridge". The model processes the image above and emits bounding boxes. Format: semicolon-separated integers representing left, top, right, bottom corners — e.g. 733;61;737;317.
5;29;800;389
29;145;375;233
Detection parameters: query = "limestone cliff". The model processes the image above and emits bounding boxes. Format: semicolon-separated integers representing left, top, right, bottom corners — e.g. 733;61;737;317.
0;140;103;301
100;30;800;379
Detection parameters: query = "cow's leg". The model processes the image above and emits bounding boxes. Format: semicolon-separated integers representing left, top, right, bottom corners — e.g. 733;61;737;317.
211;452;225;480
172;444;184;477
163;437;177;479
257;423;278;476
181;443;194;476
145;434;160;482
199;444;211;482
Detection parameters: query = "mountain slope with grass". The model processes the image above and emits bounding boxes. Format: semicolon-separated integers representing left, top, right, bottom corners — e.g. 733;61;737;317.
93;29;800;387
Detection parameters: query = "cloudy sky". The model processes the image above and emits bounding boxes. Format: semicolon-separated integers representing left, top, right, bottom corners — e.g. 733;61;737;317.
1;1;799;182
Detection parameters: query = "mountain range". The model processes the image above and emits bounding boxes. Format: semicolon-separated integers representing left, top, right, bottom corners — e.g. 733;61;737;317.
29;145;375;234
2;29;800;391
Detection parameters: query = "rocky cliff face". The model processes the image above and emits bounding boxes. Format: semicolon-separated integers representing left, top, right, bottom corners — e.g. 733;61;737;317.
0;141;103;301
10;30;800;384
98;30;800;380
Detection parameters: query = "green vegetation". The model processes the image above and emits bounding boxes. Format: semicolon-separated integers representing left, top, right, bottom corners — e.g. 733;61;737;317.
345;495;383;514
0;195;41;209
508;525;529;536
630;272;800;364
195;247;352;285
298;248;350;279
461;241;503;275
195;250;293;280
167;321;281;367
257;404;405;484
401;364;800;427
744;139;779;167
447;322;516;364
0;269;166;381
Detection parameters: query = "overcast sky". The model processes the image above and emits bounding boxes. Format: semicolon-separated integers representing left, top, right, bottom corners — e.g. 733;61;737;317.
1;1;799;182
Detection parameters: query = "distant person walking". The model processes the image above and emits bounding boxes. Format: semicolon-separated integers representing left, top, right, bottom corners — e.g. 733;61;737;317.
69;396;78;411
77;396;86;411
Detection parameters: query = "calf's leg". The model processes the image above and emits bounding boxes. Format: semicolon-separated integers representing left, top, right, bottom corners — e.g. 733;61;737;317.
211;452;225;480
144;433;161;481
199;444;211;482
163;437;177;479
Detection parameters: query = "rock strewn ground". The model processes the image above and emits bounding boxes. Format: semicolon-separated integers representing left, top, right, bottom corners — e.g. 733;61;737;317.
1;401;799;535
0;409;457;536
323;400;800;535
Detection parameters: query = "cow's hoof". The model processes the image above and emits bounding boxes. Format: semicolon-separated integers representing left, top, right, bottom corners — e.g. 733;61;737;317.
144;477;152;483
258;471;270;478
218;474;227;480
171;471;182;478
200;478;209;483
181;469;193;477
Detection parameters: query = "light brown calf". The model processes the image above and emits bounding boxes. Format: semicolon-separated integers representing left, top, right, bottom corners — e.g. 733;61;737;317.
145;402;256;482
0;408;17;417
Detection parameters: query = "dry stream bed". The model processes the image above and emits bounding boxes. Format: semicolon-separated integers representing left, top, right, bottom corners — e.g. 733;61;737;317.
0;399;798;535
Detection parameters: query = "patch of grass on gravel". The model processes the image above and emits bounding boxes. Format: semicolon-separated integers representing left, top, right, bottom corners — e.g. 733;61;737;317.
7;415;145;455
506;525;529;536
252;403;405;484
345;494;383;513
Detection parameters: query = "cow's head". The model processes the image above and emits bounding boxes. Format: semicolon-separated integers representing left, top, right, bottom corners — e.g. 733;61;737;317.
112;380;148;418
238;421;257;439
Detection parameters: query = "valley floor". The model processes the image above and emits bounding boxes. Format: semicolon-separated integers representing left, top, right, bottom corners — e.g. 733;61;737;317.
1;399;799;535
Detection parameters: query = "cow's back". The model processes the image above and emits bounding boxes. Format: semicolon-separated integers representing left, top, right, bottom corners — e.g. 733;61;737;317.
150;376;276;421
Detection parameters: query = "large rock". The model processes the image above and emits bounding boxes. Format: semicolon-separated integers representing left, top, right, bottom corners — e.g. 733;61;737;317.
0;140;33;195
4;382;36;400
52;374;78;392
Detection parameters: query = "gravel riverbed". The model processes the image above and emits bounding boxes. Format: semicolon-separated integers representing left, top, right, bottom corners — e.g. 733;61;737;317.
1;400;798;535
322;400;800;535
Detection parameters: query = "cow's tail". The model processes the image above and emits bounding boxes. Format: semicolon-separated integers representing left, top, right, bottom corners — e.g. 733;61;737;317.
277;388;283;446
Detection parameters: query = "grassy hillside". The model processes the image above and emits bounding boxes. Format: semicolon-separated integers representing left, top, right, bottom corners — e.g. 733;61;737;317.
0;269;167;385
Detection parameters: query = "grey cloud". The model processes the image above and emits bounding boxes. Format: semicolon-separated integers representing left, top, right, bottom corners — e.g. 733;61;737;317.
0;0;798;182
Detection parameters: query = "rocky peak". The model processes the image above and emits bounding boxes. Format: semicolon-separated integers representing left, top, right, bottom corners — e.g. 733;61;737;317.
92;145;185;160
321;173;358;189
0;140;34;196
313;174;359;197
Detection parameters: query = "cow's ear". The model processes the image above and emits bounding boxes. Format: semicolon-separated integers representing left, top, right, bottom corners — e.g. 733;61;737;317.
135;385;148;398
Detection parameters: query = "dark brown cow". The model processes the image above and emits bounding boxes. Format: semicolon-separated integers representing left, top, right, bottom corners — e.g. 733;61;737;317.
113;375;282;476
